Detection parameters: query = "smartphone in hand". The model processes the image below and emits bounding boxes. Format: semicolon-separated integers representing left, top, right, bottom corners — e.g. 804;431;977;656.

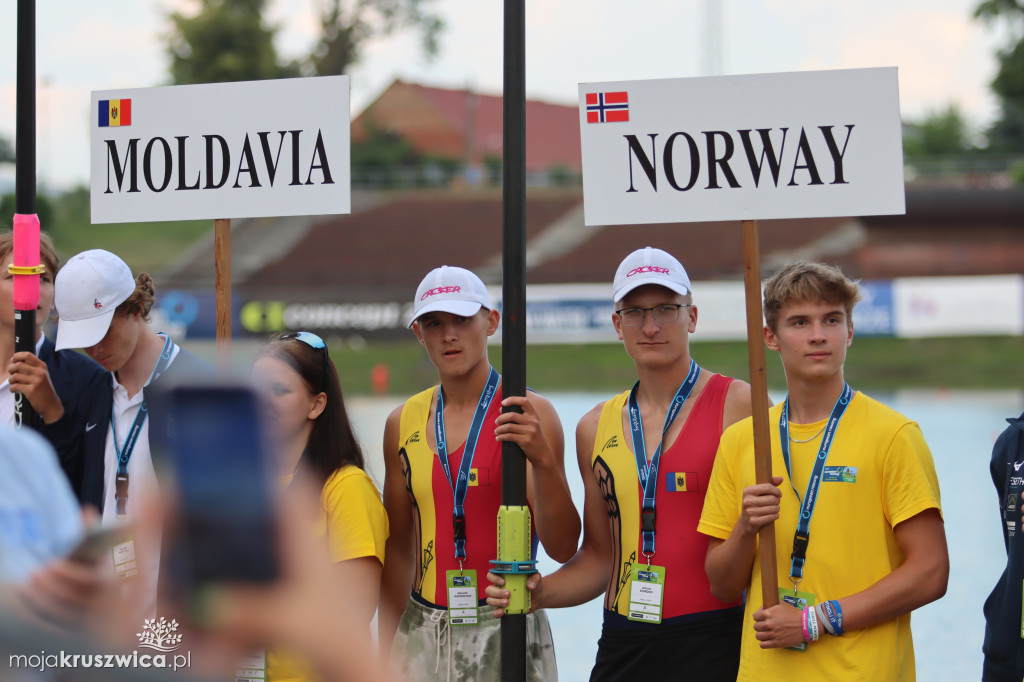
163;383;279;587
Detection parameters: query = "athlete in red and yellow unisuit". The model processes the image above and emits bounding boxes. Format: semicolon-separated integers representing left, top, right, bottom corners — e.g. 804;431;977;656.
486;247;754;682
379;265;580;682
395;384;536;607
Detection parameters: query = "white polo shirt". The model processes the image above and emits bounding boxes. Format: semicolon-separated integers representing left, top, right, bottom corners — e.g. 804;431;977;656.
101;343;180;620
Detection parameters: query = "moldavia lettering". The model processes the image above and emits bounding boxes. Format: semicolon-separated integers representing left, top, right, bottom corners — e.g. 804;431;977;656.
623;125;855;193
103;129;335;194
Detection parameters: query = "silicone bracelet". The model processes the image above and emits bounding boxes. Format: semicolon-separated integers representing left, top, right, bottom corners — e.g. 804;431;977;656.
815;603;835;635
823;599;844;636
807;603;820;641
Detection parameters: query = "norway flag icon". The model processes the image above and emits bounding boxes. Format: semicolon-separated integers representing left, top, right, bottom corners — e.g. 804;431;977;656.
586;92;629;123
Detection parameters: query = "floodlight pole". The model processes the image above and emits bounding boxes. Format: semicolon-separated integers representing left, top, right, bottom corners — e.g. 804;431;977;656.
13;0;40;431
500;0;528;678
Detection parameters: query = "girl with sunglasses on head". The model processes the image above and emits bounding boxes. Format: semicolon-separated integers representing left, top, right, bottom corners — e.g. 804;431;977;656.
251;331;389;682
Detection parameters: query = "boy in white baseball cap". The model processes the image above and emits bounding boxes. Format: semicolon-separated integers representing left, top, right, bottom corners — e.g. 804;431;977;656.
486;246;754;682
53;249;209;618
379;265;580;682
409;265;493;324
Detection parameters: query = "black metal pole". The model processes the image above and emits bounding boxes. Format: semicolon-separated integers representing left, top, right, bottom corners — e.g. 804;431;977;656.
14;0;38;430
500;0;527;678
15;0;35;216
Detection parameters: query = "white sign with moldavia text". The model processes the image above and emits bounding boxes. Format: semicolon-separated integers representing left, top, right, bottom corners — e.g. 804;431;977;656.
91;76;350;224
578;67;904;225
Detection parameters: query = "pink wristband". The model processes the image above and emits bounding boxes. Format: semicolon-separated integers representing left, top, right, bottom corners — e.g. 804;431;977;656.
801;607;812;643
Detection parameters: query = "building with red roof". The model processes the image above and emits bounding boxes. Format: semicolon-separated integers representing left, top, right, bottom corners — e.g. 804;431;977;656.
351;79;582;174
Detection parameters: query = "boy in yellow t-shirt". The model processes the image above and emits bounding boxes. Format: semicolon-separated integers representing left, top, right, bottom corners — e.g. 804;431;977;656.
698;260;949;682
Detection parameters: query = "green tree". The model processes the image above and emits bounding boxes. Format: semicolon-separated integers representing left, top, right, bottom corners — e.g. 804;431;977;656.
975;0;1024;151
166;0;443;85
903;104;975;157
308;0;443;76
351;121;417;167
0;193;55;231
0;134;13;165
350;121;417;187
166;0;299;84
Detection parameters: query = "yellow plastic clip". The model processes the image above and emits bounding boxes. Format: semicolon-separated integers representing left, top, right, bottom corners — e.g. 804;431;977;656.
7;264;46;276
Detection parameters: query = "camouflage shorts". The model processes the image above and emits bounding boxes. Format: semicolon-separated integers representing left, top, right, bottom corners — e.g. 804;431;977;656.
391;595;558;682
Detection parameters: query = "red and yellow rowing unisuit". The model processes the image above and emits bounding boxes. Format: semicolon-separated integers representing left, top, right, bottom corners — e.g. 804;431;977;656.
593;374;743;625
398;385;538;607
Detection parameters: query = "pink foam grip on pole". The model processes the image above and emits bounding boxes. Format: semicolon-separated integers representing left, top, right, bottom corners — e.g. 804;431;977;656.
12;213;40;310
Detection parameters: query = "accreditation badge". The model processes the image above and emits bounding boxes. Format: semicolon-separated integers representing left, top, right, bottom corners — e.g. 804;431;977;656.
112;535;139;580
627;564;666;624
778;586;816;651
446;569;479;626
235;649;267;681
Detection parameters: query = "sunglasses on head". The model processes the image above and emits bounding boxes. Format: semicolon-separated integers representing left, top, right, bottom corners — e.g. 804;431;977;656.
281;331;329;392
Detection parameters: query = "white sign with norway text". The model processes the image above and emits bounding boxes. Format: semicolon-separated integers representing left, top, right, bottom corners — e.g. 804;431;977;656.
578;67;905;226
91;76;351;224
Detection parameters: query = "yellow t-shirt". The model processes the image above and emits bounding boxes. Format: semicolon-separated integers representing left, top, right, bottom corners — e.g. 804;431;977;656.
269;465;389;682
698;391;942;682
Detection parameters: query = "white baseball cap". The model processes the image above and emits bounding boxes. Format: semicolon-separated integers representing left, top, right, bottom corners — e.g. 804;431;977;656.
54;249;136;350
410;266;492;326
613;247;692;303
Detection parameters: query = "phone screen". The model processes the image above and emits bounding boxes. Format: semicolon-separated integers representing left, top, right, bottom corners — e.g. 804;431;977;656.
167;384;279;585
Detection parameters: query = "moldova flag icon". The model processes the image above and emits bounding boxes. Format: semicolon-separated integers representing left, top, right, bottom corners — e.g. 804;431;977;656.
468;468;489;486
586;92;629;123
666;471;698;492
98;99;132;127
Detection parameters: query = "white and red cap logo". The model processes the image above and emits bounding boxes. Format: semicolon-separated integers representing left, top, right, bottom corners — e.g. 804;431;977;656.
410;265;493;327
54;249;136;350
612;247;691;303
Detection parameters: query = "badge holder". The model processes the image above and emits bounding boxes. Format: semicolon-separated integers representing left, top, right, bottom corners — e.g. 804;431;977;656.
234;649;267;682
112;535;139;581
446;567;479;626
445;514;479;626
627;557;666;624
779;583;816;652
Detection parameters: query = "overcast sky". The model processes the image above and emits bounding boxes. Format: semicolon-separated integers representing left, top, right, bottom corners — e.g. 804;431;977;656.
0;0;1007;189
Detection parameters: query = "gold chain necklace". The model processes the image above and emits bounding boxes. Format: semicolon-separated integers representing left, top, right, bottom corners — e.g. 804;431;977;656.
788;426;826;443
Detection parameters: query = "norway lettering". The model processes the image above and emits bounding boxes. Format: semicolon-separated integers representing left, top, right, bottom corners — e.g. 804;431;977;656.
623;125;855;193
103;129;334;194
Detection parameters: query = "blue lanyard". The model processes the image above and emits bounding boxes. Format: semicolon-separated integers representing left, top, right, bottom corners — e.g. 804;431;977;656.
112;335;175;516
627;358;701;558
779;383;853;585
434;366;500;560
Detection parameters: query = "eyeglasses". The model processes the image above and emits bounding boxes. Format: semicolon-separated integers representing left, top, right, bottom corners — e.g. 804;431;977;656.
615;303;691;327
281;331;329;392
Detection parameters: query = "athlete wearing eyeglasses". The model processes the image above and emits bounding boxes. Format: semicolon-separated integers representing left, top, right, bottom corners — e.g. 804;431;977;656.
486;246;754;682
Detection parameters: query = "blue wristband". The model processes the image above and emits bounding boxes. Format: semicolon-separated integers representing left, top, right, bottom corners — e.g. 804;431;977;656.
821;600;844;636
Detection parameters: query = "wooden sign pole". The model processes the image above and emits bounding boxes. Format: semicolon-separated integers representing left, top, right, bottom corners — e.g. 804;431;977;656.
741;219;779;607
215;218;232;371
